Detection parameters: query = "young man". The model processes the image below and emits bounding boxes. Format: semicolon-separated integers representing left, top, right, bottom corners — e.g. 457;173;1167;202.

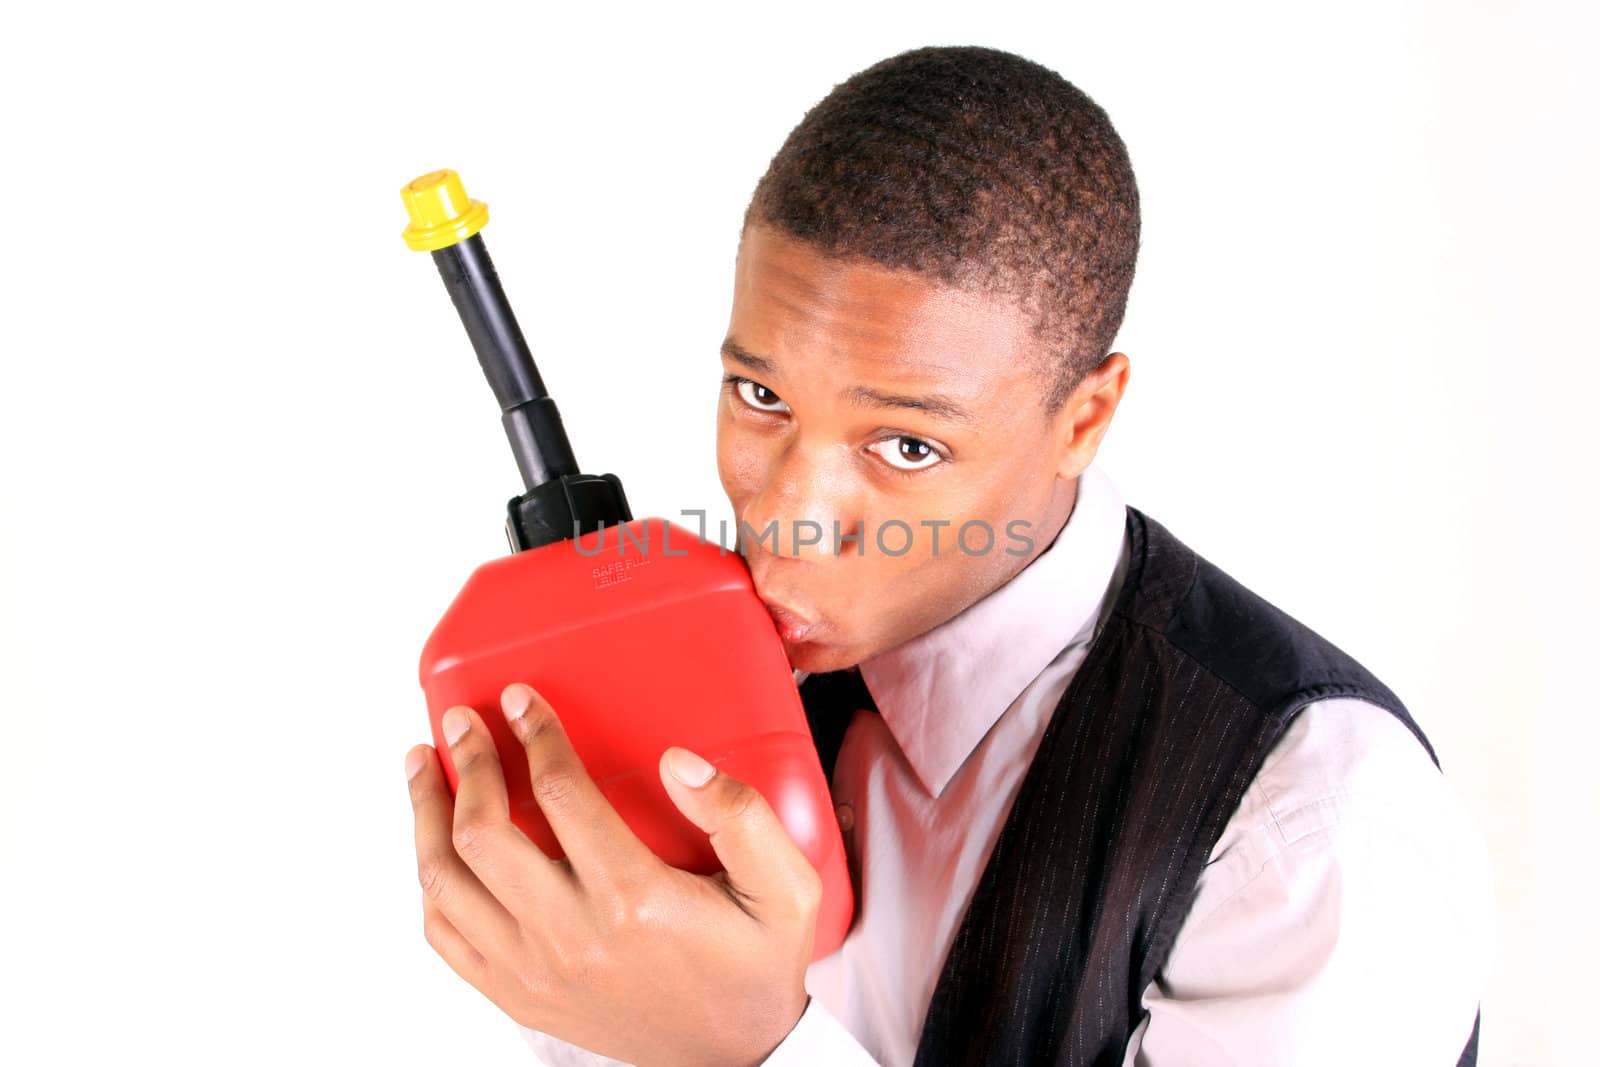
403;46;1492;1065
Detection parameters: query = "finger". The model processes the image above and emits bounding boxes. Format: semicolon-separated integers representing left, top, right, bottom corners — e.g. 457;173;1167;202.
441;705;566;903
406;741;520;952
499;683;655;884
658;747;822;924
420;899;490;984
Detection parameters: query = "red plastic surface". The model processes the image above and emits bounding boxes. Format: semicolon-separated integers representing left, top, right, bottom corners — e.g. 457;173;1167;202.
419;517;853;960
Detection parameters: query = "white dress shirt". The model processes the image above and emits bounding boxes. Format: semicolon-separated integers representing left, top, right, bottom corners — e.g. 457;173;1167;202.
520;464;1493;1066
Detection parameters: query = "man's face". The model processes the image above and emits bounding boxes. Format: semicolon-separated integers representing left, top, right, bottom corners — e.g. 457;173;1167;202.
717;223;1093;673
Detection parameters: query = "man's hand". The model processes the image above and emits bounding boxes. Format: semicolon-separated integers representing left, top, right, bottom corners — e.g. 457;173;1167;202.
404;682;820;1067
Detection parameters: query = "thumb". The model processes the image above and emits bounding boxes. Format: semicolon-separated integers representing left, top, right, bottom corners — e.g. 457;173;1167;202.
658;747;822;921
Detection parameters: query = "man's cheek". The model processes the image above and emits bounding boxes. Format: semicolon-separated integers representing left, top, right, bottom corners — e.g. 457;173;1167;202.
717;442;769;504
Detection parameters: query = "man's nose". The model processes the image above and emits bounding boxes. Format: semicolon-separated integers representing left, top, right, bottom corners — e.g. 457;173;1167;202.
738;440;862;562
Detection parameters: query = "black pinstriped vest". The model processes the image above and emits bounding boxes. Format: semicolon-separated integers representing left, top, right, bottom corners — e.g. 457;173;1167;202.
809;505;1479;1066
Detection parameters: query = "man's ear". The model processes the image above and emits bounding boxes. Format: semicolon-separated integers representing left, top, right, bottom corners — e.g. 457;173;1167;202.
1050;352;1130;479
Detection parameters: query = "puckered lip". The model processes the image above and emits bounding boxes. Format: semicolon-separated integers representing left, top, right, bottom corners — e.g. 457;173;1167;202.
759;596;819;640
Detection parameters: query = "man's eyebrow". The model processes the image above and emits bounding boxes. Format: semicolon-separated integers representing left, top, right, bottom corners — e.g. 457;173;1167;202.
847;385;976;425
722;337;975;424
720;339;776;375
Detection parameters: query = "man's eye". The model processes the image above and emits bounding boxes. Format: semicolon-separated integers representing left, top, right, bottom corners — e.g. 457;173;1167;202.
867;436;945;472
733;377;790;413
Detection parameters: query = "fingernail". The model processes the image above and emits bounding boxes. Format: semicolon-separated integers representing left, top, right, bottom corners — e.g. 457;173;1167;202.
405;747;428;781
667;748;715;787
443;707;470;746
503;684;533;721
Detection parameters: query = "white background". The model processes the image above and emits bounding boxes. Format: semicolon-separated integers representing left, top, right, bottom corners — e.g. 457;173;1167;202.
1;2;1592;1064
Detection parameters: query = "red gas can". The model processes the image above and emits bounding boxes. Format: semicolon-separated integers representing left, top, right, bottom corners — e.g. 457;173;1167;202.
402;169;852;959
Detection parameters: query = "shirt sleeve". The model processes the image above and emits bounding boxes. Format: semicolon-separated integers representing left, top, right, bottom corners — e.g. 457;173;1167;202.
516;1025;630;1066
759;997;883;1066
514;998;880;1066
1123;698;1494;1067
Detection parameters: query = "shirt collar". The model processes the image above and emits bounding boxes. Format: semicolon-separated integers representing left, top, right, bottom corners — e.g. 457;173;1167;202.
853;463;1129;798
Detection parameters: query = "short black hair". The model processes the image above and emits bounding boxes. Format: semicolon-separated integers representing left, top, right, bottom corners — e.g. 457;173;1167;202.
743;45;1140;411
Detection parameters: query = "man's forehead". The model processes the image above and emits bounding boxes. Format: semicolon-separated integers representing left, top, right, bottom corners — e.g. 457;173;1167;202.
731;224;1035;380
735;223;1006;316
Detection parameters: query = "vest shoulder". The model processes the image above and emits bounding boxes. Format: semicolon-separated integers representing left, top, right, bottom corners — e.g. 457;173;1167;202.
1116;507;1437;763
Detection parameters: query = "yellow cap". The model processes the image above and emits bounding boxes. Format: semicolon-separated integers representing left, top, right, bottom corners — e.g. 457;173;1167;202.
400;169;490;251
